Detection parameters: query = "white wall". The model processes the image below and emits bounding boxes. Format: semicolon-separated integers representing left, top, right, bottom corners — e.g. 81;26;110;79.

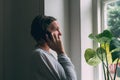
80;0;94;80
69;0;81;79
70;0;94;80
44;0;70;55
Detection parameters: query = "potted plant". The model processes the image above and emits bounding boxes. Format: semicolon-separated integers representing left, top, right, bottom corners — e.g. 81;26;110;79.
84;29;120;80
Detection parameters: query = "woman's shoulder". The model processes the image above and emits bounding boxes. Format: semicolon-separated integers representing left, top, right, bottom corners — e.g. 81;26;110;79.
31;48;48;64
32;48;45;56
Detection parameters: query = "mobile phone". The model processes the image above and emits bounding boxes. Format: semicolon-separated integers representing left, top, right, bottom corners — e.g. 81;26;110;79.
44;31;52;41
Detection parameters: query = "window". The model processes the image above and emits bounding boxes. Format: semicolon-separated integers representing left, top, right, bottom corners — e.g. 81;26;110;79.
102;0;120;79
103;0;120;36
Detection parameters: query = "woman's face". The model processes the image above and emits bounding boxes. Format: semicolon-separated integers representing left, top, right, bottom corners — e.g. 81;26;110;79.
47;21;62;37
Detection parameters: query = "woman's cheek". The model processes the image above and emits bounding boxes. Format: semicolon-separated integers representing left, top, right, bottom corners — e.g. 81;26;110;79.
53;31;59;35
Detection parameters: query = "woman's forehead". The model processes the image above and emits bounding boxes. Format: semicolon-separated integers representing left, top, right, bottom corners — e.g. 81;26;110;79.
49;21;60;28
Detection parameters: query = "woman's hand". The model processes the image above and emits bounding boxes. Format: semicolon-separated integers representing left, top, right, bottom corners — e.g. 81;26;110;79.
46;32;65;54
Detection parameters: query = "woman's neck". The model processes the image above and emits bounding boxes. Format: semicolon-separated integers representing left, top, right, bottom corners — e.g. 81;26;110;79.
38;43;50;52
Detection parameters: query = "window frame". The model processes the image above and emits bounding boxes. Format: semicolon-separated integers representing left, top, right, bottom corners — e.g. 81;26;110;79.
92;0;104;80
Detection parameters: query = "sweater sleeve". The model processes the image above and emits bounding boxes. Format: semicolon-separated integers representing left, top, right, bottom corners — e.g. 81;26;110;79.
58;54;77;80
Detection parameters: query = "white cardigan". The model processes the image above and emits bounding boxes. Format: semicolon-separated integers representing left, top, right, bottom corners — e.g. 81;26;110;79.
31;48;77;80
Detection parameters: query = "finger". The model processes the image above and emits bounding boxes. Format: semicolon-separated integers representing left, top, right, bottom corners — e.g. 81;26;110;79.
54;33;59;41
52;33;56;42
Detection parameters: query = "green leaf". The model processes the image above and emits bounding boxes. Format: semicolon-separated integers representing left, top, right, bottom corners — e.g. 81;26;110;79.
110;48;120;53
84;48;101;66
96;30;113;39
96;47;106;60
95;30;113;43
88;30;113;44
110;38;120;62
89;33;96;40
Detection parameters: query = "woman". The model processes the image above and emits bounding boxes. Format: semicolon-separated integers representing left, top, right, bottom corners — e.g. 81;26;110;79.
31;15;77;80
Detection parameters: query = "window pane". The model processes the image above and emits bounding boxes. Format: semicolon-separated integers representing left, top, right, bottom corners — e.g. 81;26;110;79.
104;0;120;79
105;0;120;37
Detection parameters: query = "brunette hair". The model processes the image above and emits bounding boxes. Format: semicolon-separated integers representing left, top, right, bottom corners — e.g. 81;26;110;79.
31;15;56;43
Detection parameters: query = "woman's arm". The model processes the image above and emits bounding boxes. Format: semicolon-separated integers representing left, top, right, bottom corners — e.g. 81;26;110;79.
58;54;77;80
